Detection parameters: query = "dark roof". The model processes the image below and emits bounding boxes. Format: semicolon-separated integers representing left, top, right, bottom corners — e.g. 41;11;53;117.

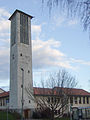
9;9;33;20
0;91;9;98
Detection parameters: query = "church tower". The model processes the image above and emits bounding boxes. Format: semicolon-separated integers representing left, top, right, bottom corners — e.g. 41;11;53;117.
9;10;34;110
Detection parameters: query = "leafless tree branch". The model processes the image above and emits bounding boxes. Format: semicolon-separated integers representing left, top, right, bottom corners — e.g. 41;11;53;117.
42;0;90;32
26;69;77;120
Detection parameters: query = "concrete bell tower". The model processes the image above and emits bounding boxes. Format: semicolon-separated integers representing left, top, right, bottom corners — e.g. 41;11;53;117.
9;10;34;110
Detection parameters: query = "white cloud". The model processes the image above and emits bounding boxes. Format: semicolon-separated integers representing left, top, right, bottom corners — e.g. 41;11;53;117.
0;8;10;65
70;58;90;66
32;23;90;70
0;8;10;80
0;8;10;32
0;38;10;43
32;38;90;69
0;8;89;81
0;32;10;37
0;20;10;32
53;16;65;26
52;15;78;28
32;38;74;69
68;19;78;26
0;8;10;18
31;24;42;39
32;25;41;33
0;47;9;57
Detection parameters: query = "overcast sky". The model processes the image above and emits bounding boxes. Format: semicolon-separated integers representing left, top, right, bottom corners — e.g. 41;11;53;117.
0;0;90;91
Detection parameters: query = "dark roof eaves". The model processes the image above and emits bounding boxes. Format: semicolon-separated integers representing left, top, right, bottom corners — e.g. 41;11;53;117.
0;88;5;92
9;9;34;20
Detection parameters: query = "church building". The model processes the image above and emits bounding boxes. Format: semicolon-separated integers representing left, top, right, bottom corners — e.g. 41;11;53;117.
0;10;90;119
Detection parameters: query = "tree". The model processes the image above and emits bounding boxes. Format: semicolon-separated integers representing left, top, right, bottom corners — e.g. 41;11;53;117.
26;69;77;120
42;0;90;32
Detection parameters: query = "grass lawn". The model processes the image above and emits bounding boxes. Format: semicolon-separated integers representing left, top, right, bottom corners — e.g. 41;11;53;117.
0;111;16;120
58;117;70;120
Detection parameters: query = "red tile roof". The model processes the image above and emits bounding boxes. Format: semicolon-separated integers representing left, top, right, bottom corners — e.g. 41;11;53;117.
0;91;9;98
33;87;90;96
0;87;90;98
67;88;90;96
33;87;52;95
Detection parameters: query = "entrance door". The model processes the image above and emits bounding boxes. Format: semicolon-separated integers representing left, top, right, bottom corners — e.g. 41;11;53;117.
24;109;29;119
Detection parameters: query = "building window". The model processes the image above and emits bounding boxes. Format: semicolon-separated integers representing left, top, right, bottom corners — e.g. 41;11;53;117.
75;97;77;104
3;99;5;106
20;53;22;56
51;97;53;103
47;97;50;103
28;70;30;73
79;97;82;104
29;100;30;103
11;16;16;46
0;101;2;106
70;97;73;104
57;98;60;103
54;98;57;103
12;54;15;59
83;97;85;104
20;13;29;45
6;99;9;104
87;97;89;104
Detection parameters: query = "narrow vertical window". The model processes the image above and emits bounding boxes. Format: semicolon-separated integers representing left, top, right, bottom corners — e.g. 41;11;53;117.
87;97;89;104
11;16;16;46
75;97;77;104
20;13;29;45
79;97;82;104
47;97;50;103
70;97;73;104
83;97;85;104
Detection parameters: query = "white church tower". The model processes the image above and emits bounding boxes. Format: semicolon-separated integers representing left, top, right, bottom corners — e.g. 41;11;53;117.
9;10;34;110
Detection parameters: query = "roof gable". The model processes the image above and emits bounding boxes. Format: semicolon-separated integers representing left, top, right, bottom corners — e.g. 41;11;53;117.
0;88;5;93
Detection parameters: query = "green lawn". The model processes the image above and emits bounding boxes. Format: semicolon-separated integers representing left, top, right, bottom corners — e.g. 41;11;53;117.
59;118;70;120
0;111;16;120
55;117;70;120
0;111;70;120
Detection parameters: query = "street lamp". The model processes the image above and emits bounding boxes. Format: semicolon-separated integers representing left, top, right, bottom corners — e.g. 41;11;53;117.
21;68;24;120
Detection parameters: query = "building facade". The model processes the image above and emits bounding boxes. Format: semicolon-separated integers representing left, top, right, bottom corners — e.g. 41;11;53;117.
0;88;90;109
34;87;90;113
0;87;90;118
0;91;9;109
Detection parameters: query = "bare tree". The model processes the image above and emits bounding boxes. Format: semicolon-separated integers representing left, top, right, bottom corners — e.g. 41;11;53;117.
42;0;90;32
26;69;77;120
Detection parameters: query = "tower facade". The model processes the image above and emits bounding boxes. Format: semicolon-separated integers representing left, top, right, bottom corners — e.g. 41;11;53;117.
9;10;34;109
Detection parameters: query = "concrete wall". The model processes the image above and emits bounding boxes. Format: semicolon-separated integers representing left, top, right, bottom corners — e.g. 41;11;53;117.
9;11;35;109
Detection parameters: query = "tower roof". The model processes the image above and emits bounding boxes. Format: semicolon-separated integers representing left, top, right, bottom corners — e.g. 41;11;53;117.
9;9;33;20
